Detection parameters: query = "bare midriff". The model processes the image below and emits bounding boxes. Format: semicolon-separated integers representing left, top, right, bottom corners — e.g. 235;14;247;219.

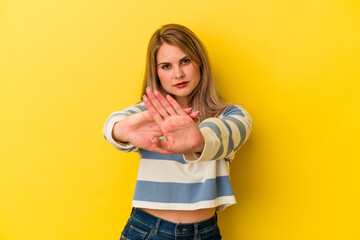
140;207;216;223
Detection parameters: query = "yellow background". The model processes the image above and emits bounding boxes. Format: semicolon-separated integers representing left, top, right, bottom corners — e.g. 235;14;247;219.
1;0;359;239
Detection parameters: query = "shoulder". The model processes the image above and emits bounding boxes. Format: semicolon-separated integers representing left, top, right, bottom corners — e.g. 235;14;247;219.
217;104;253;128
218;104;249;118
123;102;147;113
106;102;147;119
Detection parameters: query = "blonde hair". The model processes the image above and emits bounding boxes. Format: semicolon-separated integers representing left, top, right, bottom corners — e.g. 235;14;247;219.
141;23;229;122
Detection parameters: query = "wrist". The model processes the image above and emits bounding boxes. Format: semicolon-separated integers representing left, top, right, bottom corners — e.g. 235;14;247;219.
194;136;205;153
112;121;129;143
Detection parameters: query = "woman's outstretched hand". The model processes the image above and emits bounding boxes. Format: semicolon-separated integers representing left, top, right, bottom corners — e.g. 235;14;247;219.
142;88;204;154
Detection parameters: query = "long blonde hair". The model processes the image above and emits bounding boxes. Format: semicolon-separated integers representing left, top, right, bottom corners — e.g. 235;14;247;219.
141;24;229;121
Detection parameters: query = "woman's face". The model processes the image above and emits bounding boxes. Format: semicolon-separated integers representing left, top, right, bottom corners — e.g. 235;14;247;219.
156;43;201;108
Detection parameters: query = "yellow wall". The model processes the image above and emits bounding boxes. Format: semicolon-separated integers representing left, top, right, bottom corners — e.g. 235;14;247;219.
1;0;359;239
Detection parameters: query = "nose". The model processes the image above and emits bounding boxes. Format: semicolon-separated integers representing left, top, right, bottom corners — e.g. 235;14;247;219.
174;66;184;79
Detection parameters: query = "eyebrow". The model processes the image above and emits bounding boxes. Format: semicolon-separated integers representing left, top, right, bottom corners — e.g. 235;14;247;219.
158;56;189;65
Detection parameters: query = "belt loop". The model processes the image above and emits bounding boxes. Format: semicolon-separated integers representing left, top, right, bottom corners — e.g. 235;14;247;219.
154;218;161;235
194;222;199;240
130;207;135;217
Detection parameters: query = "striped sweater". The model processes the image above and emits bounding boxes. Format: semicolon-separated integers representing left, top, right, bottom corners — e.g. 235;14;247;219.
103;103;252;211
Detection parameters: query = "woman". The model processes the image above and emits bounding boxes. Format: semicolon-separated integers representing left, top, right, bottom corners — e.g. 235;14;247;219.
103;24;252;240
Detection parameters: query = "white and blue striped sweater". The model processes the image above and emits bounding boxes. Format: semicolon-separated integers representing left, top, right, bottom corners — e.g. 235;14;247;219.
103;103;252;211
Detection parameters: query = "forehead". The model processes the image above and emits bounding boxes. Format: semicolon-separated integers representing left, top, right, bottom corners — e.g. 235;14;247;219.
156;43;187;62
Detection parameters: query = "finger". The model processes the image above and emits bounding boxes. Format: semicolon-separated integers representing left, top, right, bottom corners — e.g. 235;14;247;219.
143;95;165;125
189;111;200;119
184;108;191;114
183;108;198;120
146;88;170;118
166;94;189;117
153;90;178;116
183;108;193;114
153;148;172;154
151;136;162;146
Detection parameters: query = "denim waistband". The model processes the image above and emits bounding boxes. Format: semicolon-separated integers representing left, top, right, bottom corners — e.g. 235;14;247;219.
130;207;218;236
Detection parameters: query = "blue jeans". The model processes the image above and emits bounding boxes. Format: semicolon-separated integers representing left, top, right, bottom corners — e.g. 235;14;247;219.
120;208;222;240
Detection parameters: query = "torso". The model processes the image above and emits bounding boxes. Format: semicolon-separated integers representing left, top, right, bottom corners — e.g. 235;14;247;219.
141;207;216;223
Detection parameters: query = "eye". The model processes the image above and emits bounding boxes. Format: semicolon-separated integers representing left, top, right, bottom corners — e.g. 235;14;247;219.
160;64;170;70
181;58;191;64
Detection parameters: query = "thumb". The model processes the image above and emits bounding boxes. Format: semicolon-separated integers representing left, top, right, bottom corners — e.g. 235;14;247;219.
151;136;172;152
151;136;160;146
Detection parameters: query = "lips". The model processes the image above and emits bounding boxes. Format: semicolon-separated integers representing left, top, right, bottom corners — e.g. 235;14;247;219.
174;81;189;88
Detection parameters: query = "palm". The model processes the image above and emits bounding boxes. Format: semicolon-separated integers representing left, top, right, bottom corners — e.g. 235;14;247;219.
122;111;170;154
158;115;203;153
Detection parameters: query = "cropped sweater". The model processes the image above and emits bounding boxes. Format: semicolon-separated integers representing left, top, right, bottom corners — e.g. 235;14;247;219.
103;103;252;211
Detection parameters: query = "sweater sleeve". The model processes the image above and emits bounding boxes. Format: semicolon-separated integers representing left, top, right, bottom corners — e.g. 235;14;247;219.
103;102;147;154
183;105;252;163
